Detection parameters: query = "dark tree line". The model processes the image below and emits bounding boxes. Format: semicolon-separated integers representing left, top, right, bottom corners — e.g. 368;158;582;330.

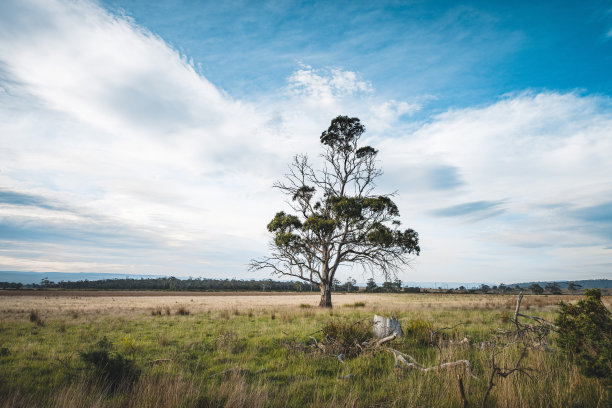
0;277;363;292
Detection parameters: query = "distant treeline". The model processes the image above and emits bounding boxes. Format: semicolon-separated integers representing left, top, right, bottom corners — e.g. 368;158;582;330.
0;276;415;293
0;277;315;291
1;276;608;294
0;277;353;292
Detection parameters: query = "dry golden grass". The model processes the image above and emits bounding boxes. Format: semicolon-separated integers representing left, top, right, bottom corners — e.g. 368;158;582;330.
1;291;608;322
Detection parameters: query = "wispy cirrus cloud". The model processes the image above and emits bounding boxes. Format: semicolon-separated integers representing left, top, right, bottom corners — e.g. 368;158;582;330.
430;201;505;218
0;189;60;210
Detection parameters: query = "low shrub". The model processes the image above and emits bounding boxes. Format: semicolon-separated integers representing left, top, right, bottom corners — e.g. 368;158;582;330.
321;319;372;357
555;289;612;382
404;318;433;345
29;310;44;326
176;306;190;316
80;337;140;392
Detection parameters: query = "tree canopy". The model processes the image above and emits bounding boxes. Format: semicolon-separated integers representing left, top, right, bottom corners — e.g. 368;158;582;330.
250;116;420;307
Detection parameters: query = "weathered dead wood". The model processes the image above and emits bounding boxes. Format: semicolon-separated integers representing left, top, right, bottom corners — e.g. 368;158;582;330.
516;313;558;329
387;348;477;379
512;292;556;351
481;346;532;407
430;322;469;366
430;322;467;344
513;292;523;336
513;292;558;332
457;374;468;408
482;361;498;408
309;336;326;352
377;333;397;346
373;315;402;338
387;348;422;367
405;360;477;378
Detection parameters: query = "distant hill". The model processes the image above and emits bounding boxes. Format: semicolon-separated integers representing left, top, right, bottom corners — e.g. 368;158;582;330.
513;279;612;289
0;271;163;285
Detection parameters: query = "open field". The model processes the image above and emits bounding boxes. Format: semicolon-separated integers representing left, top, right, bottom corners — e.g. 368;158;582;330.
0;292;609;407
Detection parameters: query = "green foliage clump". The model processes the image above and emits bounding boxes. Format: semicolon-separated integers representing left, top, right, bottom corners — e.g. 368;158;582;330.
404;318;433;346
555;289;612;382
343;301;366;308
79;336;140;391
321;319;372;357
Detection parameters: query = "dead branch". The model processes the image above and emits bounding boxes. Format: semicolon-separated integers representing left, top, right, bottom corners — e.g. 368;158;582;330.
481;345;533;407
430;322;467;344
512;292;556;351
377;333;397;346
405;360;477;378
387;348;477;379
513;292;558;332
430;322;469;369
516;313;558;330
309;336;326;352
482;355;498;408
513;293;523;336
457;374;468;408
387;348;422;366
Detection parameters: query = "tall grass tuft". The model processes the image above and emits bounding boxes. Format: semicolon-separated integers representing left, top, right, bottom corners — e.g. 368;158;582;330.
175;306;190;316
343;301;366;308
321;319;372;357
28;309;44;326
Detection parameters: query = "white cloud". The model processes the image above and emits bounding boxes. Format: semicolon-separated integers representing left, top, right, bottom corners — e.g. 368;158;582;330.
288;65;372;104
0;0;281;276
379;91;612;281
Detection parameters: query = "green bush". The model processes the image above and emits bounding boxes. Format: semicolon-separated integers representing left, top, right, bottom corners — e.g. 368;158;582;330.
555;289;612;382
343;301;366;308
79;336;140;391
404;318;433;345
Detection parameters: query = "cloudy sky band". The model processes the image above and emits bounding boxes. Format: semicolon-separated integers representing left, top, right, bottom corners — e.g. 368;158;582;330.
0;0;611;283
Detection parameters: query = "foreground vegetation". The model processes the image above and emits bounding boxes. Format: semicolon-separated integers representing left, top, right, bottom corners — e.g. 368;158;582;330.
0;293;609;407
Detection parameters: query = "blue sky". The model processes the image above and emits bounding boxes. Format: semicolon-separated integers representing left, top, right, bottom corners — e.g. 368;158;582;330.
0;0;611;284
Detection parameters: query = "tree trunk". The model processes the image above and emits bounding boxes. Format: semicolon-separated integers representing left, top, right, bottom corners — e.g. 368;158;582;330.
319;282;332;308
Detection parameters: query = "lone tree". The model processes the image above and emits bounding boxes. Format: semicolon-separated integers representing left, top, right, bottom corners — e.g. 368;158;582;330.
250;116;420;307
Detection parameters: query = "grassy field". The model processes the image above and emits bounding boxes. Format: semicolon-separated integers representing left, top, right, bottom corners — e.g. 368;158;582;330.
0;291;609;407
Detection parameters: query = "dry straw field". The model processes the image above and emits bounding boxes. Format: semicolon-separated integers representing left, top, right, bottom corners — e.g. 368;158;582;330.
0;291;609;407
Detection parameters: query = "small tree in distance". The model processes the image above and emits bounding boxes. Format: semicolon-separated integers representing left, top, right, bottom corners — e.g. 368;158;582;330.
366;278;378;292
250;116;420;307
545;282;562;295
530;283;544;295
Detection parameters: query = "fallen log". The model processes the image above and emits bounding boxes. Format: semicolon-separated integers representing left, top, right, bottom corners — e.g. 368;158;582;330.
387;348;477;379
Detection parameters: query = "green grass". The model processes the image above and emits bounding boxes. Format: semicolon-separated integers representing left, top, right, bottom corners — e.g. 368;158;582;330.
0;297;609;407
